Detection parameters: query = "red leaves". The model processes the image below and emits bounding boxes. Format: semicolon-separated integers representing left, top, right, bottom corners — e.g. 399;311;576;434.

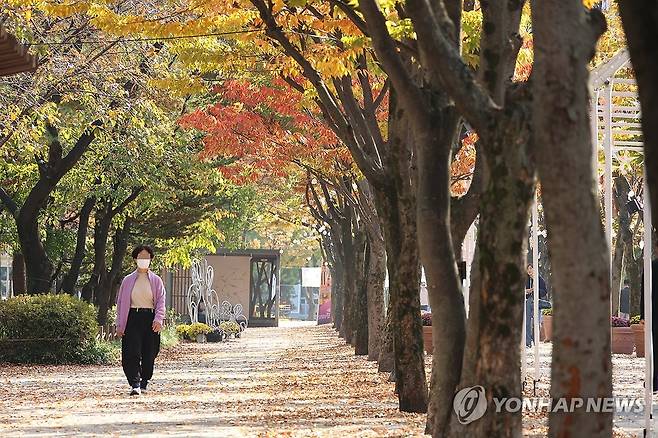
179;80;341;183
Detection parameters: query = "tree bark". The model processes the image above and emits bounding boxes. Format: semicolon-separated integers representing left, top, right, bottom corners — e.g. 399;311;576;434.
97;219;131;325
82;203;111;303
378;296;395;372
353;228;369;355
611;176;633;315
370;90;427;412
11;251;26;295
618;0;658;225
366;230;386;361
59;196;96;295
531;3;611;437
450;103;535;437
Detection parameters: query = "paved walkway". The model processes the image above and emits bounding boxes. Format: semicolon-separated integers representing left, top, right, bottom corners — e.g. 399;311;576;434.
0;325;425;437
1;325;650;437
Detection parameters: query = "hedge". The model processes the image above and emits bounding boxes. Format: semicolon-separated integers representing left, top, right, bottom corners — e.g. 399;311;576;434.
0;294;109;364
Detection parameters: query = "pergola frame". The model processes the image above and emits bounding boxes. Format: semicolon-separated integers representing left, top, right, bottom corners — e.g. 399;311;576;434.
520;49;653;435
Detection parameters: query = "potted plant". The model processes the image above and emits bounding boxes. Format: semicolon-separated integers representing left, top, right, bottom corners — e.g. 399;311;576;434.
630;315;645;357
175;324;190;341
611;316;634;354
219;321;241;339
541;308;553;342
421;312;433;355
188;322;212;343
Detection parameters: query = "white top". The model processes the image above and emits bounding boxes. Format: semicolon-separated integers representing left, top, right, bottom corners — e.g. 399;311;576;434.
130;272;153;308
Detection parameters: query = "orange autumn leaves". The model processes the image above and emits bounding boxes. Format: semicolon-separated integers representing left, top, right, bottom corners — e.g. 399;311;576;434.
179;79;344;183
180;78;475;194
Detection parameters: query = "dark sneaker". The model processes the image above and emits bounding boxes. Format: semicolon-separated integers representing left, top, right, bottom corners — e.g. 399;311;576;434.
130;387;141;396
140;381;148;392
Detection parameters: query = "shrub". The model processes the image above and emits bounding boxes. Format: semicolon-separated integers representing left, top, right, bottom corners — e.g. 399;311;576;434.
160;324;180;348
630;315;643;325
76;339;120;365
421;312;432;327
612;316;630;327
187;322;212;338
0;294;100;364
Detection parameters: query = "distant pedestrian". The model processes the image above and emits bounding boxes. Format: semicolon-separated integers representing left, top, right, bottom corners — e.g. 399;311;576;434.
525;264;550;348
116;245;166;396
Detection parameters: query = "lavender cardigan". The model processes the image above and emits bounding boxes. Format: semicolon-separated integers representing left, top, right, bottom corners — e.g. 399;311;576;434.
115;270;166;333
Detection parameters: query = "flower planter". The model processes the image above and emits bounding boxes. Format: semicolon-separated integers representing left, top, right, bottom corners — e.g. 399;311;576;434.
196;333;207;343
423;326;433;355
542;315;553;342
611;327;634;354
631;323;645;357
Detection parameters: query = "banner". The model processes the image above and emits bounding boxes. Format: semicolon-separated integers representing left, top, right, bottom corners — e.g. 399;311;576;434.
317;264;332;325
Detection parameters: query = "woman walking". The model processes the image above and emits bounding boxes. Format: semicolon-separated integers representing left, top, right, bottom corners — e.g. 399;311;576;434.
115;245;166;395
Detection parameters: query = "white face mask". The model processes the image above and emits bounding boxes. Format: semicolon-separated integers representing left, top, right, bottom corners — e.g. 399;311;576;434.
136;259;151;269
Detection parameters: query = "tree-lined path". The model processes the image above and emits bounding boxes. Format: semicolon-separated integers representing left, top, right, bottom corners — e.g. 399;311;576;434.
0;325;426;437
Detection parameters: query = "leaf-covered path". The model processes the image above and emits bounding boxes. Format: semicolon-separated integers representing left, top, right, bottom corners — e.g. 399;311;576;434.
0;324;426;437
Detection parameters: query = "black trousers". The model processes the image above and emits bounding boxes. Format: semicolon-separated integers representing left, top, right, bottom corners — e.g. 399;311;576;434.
121;309;161;388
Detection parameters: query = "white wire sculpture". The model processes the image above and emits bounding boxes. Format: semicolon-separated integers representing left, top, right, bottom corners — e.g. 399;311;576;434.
186;259;248;336
187;259;221;328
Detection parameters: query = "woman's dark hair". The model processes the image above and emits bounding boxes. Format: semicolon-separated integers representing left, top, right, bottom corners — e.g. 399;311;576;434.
132;245;155;259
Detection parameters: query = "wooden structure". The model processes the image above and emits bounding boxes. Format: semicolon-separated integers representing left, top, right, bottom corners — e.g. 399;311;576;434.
0;26;37;77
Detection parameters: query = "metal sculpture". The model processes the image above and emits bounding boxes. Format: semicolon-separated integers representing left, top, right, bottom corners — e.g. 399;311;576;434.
186;259;221;328
187;259;248;336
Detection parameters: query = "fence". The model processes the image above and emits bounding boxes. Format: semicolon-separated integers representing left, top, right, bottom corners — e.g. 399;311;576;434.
97;318;170;342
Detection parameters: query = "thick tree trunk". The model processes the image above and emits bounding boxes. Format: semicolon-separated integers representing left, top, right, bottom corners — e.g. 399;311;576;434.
369;87;427;413
366;232;386;361
17;217;54;293
618;0;658;225
378;296;395;372
11;251;26;295
532;3;612;437
82;205;111;303
353;231;369;355
450;114;535;438
415;104;465;437
611;176;633;315
60;196;95;295
97;220;131;326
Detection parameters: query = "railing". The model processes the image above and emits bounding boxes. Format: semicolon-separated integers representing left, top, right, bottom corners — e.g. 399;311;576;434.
97;318;170;342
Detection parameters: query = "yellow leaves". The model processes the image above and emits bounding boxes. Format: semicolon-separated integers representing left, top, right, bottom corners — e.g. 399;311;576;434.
148;77;206;97
40;1;89;17
583;0;597;9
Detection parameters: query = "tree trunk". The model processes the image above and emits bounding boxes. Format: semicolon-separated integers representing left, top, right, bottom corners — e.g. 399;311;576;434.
17;216;54;294
611;176;633;315
11;251;26;295
81;204;111;303
97;220;131;326
353;230;369;355
378;296;395;373
618;0;658;225
450;110;535;437
60;196;96;295
627;240;643;316
414;100;465;436
366;232;386;361
531;4;611;436
370;87;428;413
